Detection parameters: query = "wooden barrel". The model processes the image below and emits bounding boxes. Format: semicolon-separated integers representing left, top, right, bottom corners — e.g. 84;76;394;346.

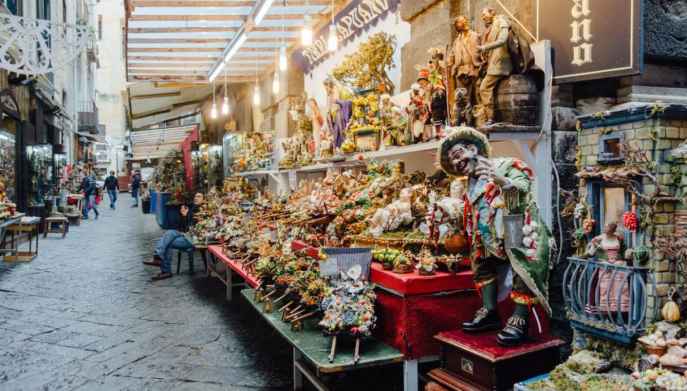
495;74;539;126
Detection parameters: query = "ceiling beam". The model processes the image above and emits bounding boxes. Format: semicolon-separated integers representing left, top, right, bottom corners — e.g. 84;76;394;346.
129;69;210;75
127;36;297;45
131;107;172;120
128;56;219;62
130;75;208;82
128;47;223;53
128;26;298;34
130;91;182;100
131;0;328;7
129;14;304;22
127;63;212;69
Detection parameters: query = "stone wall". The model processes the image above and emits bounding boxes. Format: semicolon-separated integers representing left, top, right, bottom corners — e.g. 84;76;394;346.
645;0;687;61
577;106;687;314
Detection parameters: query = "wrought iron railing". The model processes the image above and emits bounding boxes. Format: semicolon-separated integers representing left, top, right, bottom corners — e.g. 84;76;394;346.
563;256;656;344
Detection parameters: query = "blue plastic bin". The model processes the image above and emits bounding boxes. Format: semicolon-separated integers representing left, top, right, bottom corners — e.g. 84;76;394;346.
149;191;158;214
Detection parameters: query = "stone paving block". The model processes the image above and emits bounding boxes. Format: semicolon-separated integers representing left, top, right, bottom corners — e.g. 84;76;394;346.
0;206;292;390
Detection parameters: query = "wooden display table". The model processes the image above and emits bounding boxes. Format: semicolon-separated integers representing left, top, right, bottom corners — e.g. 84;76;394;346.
2;217;41;262
242;289;403;391
44;215;69;238
428;329;564;391
207;245;259;301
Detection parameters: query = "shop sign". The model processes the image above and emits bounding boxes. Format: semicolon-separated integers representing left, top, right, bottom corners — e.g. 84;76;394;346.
537;0;643;83
292;0;400;73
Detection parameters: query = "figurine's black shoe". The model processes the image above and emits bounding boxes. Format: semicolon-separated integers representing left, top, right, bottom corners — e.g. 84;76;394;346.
496;315;528;346
462;307;500;332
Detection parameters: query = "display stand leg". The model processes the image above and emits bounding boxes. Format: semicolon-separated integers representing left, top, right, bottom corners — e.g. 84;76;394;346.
225;267;233;301
328;335;337;363
353;338;360;364
403;359;418;391
293;348;303;391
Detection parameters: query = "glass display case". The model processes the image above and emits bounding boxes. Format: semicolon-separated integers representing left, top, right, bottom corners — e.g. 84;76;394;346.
26;144;53;207
0;129;16;202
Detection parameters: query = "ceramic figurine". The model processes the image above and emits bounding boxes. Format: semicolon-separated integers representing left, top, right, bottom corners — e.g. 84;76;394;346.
448;15;481;126
476;8;512;125
437;126;554;346
585;222;631;314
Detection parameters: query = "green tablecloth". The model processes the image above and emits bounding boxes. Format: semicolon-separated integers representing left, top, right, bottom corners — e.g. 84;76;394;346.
241;289;403;374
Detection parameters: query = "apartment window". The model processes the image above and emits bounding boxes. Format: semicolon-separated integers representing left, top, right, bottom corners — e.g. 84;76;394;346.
98;15;103;40
36;0;49;20
5;0;23;15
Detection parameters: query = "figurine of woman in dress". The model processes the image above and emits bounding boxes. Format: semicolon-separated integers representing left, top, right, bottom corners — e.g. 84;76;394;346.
306;98;324;159
586;222;631;315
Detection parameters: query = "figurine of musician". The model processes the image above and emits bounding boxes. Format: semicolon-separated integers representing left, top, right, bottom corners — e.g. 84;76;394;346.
438;126;553;346
448;15;482;126
477;8;512;126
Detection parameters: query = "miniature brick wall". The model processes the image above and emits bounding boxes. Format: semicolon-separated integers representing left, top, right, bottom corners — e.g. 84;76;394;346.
577;117;687;315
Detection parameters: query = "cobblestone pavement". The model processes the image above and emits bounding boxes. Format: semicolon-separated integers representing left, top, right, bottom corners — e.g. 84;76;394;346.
0;201;292;391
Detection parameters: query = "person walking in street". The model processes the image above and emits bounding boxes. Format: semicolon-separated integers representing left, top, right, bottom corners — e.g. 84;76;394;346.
104;171;119;210
131;170;141;207
80;171;99;220
145;193;204;281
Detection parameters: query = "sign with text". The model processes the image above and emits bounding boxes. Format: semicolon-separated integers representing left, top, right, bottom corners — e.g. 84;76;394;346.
292;0;400;74
537;0;643;83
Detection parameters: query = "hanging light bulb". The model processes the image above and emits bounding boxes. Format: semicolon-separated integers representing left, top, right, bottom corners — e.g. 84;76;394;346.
221;70;229;115
222;95;229;115
279;46;287;72
253;84;261;106
210;83;218;119
327;24;338;52
301;14;313;46
272;72;280;95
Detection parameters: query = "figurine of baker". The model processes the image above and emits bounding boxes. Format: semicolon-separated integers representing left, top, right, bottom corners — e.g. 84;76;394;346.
448;15;482;126
437;126;553;346
477;7;512;126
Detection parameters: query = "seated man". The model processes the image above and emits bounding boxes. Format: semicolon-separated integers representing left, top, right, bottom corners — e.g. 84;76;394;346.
146;192;204;281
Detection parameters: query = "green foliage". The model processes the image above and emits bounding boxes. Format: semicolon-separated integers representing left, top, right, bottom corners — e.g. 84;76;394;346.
332;33;396;92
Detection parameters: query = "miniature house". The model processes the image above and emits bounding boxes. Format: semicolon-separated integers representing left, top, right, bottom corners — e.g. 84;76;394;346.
565;103;687;344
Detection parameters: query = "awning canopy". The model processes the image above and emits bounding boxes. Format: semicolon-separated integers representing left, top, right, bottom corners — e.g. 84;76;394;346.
129;124;196;160
125;0;330;83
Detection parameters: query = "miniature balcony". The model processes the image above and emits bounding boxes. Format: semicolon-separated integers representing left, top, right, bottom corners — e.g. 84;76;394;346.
563;256;656;345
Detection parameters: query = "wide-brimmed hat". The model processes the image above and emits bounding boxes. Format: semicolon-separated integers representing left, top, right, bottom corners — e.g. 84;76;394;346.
437;126;491;176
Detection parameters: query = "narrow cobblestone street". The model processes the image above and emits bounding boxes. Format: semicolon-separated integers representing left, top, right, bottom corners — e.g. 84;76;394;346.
0;203;292;391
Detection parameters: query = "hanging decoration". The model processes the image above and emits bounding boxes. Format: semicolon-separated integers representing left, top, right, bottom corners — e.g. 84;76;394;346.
0;13;93;75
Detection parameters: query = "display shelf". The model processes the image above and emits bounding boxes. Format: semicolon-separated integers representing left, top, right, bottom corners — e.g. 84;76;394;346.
241;289;404;374
208;245;260;288
234;169;278;177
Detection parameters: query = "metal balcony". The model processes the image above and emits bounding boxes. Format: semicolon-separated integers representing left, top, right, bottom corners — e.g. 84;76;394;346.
563;256;656;345
78;100;99;134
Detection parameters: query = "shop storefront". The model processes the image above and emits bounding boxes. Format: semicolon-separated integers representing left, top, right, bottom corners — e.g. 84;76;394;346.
0;88;20;205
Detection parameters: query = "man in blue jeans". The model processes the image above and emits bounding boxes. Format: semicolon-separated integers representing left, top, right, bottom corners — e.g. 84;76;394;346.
80;172;99;220
104;171;119;209
145;193;204;281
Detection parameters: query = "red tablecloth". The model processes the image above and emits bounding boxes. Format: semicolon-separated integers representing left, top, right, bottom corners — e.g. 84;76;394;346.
208;245;259;288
